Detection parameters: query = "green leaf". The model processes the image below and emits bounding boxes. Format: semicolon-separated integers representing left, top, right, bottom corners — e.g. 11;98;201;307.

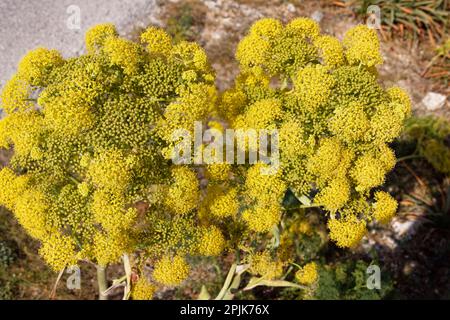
243;276;307;291
215;263;237;300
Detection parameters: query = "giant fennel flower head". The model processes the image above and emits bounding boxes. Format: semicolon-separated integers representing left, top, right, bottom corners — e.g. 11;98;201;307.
223;17;411;249
0;24;224;289
0;18;412;297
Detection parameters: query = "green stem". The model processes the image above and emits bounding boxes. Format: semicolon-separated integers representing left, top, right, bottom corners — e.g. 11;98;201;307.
96;265;108;300
281;265;294;280
298;204;323;209
122;254;132;300
68;175;81;185
290;262;302;269
213;262;223;283
215;263;237;300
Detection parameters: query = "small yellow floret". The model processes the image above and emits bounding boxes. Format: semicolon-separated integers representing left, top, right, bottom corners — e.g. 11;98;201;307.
286;18;320;40
373;191;397;224
17;47;64;86
165;166;199;214
343;25;383;67
85;23;118;54
141;26;173;55
351;155;386;193
39;233;77;271
131;277;156;300
295;262;318;285
198;226;226;256
103;37;142;74
327;216;366;248
153;255;190;286
249;251;284;280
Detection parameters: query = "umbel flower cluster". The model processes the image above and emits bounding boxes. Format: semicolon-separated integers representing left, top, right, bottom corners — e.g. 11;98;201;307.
0;24;220;292
0;18;410;299
219;18;410;248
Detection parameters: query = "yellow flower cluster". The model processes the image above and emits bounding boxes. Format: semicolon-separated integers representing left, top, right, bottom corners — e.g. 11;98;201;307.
307;137;353;188
242;163;287;232
39;233;78;271
0;111;44;156
202;185;239;219
197;226;226;256
236;18;318;76
206;163;231;181
88;149;134;195
343;25;383;67
165;166;199;214
286;18;320;39
329;102;370;144
85;23;118;54
314;35;345;69
0;167;29;210
93;231;132;267
327;216;367;248
248;251;284;280
17;47;64;86
372;191;398;224
15;189;52;240
0;18;409;292
0;75;32;114
234;98;282;131
242;204;281;233
103;37;142;74
0;24;220;278
350;155;386;193
294;65;335;112
153;255;190;286
91;189;136;233
131;277;156;300
226;18;409;248
314;177;350;212
141;26;173;55
295;262;318;285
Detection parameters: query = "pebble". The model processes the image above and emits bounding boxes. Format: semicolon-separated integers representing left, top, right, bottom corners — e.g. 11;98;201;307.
422;92;447;111
287;3;296;13
311;10;324;23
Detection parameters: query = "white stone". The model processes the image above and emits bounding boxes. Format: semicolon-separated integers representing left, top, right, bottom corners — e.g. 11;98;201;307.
311;10;324;23
422;92;447;111
392;219;417;238
287;3;295;13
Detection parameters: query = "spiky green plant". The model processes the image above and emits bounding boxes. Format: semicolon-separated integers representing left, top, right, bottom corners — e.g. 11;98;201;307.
350;0;449;41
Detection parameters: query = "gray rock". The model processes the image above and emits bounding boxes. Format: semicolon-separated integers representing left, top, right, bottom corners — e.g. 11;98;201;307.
311;10;324;23
286;3;296;13
422;92;447;111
